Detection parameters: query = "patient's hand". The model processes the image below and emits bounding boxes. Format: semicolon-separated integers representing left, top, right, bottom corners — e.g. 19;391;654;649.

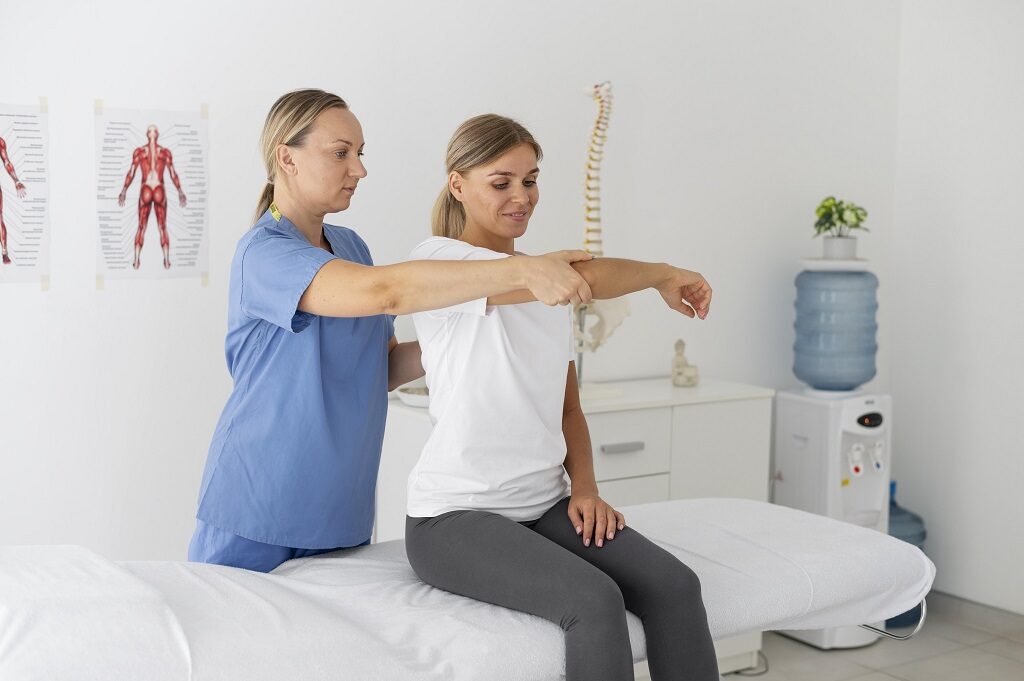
656;267;712;320
568;493;625;548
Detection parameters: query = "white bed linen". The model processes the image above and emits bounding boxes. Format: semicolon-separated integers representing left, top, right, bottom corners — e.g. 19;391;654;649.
0;499;935;681
0;545;191;681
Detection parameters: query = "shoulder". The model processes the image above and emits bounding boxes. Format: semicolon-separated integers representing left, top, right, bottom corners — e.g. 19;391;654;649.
408;236;508;262
236;214;297;258
234;222;275;259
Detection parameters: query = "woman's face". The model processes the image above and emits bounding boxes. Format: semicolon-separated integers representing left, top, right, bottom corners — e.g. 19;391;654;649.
284;107;367;214
452;143;540;240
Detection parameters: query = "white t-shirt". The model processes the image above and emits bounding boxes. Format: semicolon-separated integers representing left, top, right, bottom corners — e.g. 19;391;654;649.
406;236;574;521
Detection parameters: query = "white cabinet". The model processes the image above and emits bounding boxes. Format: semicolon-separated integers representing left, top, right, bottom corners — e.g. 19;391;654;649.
375;376;774;676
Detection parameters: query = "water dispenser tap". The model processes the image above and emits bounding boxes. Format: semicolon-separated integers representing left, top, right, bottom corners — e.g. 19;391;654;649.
848;443;865;477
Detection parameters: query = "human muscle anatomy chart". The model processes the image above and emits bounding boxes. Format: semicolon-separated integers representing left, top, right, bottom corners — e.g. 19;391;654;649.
96;106;208;279
0;102;50;284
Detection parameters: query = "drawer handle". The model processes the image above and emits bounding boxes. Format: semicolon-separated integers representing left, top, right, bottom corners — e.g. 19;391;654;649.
600;441;645;455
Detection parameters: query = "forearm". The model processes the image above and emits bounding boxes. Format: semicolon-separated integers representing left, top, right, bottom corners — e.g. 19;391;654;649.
489;258;670;306
573;258;671;299
388;340;424;391
302;257;528;318
562;406;599;495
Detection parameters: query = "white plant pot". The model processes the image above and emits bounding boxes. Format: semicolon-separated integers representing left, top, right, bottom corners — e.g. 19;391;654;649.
823;236;857;260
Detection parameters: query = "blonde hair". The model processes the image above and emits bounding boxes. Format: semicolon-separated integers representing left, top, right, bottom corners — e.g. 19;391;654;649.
432;114;543;239
254;89;349;222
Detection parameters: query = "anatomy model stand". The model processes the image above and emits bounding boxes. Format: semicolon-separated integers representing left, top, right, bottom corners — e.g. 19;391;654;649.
0;135;26;265
117;125;186;270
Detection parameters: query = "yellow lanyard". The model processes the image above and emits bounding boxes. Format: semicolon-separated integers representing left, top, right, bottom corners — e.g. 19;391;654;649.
269;201;282;222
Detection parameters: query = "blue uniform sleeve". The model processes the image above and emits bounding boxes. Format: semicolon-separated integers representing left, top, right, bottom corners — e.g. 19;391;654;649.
239;233;338;332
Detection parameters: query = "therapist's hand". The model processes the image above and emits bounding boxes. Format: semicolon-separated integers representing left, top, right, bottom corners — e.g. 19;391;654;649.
568;493;625;548
655;266;712;320
522;251;594;306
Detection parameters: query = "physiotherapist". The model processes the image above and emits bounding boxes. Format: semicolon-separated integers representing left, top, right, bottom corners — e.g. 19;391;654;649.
188;89;595;573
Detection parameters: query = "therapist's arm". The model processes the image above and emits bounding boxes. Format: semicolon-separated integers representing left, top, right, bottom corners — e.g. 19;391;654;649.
387;335;425;391
561;361;626;548
488;258;712;320
298;250;595;318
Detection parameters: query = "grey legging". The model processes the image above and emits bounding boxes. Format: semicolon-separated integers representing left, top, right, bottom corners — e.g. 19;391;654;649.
405;496;720;681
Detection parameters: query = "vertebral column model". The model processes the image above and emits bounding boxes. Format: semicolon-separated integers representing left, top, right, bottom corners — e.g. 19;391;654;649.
0;135;27;265
118;125;186;269
583;81;612;256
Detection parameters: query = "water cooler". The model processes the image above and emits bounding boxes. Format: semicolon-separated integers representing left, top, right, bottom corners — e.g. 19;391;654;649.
772;390;891;648
772;256;890;648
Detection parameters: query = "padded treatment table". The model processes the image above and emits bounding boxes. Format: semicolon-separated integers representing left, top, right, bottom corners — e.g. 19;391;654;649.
0;498;935;681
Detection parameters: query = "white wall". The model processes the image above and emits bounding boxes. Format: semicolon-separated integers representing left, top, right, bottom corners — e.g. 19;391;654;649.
891;1;1024;614
1;1;903;563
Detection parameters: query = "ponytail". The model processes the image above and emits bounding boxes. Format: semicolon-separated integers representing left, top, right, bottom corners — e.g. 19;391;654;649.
432;184;467;239
254;181;275;223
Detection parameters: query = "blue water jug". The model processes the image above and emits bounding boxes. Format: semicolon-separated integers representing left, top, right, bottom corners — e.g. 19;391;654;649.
793;270;878;391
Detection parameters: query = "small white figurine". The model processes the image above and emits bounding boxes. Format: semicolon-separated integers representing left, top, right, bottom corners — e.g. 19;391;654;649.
672;339;700;387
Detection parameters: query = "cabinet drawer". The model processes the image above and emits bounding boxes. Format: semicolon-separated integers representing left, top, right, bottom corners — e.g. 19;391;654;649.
595;474;670;508
586;408;671;481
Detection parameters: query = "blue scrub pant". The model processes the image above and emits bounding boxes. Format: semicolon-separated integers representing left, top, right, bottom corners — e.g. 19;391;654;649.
187;518;370;573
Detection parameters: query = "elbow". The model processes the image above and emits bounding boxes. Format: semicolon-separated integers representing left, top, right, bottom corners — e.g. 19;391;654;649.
379;287;403;316
367;275;403;316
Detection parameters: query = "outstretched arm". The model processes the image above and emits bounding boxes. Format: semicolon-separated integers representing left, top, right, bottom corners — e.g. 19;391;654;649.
118;150;141;206
165;150;187;207
489;257;712;319
0;138;26;198
299;250;594;317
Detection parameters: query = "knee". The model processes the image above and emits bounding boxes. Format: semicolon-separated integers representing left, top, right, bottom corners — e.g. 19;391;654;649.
661;560;704;606
564;571;626;630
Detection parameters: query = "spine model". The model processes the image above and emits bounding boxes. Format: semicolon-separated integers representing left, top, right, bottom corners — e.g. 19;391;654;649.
583;81;612;256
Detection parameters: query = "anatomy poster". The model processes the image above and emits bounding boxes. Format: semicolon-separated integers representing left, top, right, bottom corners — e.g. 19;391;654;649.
0;101;50;285
95;105;208;279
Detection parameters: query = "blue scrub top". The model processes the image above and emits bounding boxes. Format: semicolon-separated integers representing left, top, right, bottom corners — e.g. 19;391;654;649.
196;209;395;549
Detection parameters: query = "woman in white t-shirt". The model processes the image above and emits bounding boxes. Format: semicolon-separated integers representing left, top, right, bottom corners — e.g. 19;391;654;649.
404;114;719;681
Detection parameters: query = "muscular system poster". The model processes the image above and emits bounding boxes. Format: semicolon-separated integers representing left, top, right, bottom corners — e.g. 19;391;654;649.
0;101;50;285
95;105;208;279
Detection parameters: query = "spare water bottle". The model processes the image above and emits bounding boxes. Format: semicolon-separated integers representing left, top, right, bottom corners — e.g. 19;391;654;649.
886;480;928;628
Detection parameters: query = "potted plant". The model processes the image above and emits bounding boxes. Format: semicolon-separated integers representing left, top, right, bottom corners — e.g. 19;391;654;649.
814;196;868;259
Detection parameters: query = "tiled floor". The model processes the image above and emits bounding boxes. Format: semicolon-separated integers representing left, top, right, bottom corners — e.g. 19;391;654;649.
722;592;1024;681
